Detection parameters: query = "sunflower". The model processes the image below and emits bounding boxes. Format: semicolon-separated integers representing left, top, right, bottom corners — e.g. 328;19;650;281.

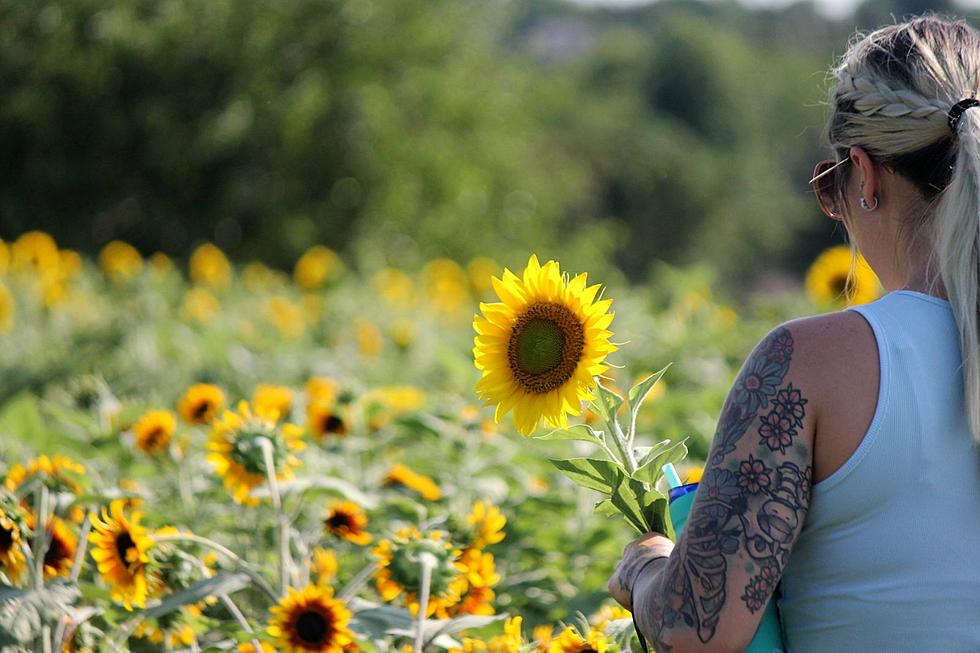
306;377;340;405
189;242;232;290
548;627;607;653
134;615;196;647
473;254;617;436
373;268;416;309
11;231;60;273
308;401;350;440
372;527;467;617
89;500;157;609
182;287;220;323
206;400;305;505
311;547;338;586
450;617;524;653
4;454;86;496
239;642;276;653
132;409;176;455
533;625;554;653
98;240;143;285
590;604;631;632
355;318;383;358
0;508;27;583
382;464;441;501
450;548;500;617
805;245;881;307
253;384;294;421
294;245;342;290
324;501;372;545
465;500;506;549
178;383;225;425
268;584;355;653
35;515;78;580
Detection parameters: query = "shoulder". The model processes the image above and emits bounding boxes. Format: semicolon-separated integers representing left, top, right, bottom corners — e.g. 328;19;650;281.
763;310;879;443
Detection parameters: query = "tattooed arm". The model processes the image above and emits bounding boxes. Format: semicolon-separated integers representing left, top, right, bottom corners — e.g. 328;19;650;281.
610;322;821;653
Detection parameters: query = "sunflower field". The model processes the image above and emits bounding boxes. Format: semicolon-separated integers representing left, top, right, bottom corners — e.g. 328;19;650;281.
0;232;880;652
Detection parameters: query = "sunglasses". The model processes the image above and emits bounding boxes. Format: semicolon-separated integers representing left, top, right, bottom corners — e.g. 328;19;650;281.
809;158;850;218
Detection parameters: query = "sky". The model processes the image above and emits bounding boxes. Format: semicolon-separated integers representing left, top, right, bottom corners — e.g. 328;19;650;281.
572;0;980;19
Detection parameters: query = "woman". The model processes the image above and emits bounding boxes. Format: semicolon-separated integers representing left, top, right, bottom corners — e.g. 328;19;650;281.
607;15;980;652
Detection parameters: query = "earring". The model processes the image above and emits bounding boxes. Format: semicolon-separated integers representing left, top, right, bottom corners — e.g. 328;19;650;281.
860;195;879;211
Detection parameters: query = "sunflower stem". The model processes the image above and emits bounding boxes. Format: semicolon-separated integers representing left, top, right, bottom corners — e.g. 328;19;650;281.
258;436;292;596
69;515;91;582
339;560;379;602
151;533;279;602
605;415;637;475
33;484;49;590
414;552;437;653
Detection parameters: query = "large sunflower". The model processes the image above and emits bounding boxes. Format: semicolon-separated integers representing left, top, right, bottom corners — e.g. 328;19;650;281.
0;508;27;583
207;400;305;505
324;501;372;545
89;500;157;609
268;585;355;653
178;383;225;425
36;515;78;580
473;255;617;436
805;245;881;308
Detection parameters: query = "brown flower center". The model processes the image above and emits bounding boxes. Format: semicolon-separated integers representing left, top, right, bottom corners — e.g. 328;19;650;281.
326;512;355;531
296;609;330;644
115;531;136;568
320;414;346;435
507;302;585;394
0;526;13;552
44;531;70;570
192;400;213;422
830;274;848;296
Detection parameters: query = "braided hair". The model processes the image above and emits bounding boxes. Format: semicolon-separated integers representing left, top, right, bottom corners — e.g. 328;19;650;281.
824;15;980;443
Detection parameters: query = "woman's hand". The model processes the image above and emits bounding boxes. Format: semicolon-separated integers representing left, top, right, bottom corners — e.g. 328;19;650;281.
607;531;675;609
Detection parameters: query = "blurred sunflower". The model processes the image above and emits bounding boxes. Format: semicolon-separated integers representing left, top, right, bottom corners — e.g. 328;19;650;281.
207;400;305;505
467;257;500;297
533;625;554;653
11;231;59;273
5;455;87;520
189;242;232;290
382;464;441;501
35;515;78;580
182;287;220;323
373;267;416;309
0;238;8;274
134;615;196;648
267;584;355;653
98;240;143;285
0;508;27;583
372;528;467;617
590;604;631;632
465;500;506;549
450;616;524;653
132;409;176;455
311;547;338;586
89;500;157;609
548;627;607;653
308;401;350;440
450;548;499;616
239;642;276;653
306;377;340;405
473;254;617;436
805;245;881;307
294;245;342;289
178;383;225;425
253;384;294;421
354;318;383;358
324;501;372;545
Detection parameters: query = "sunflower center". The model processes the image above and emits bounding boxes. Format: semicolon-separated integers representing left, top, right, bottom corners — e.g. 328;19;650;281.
115;531;136;567
830;274;848;296
0;527;12;552
326;512;354;530
192;400;212;421
508;303;585;394
45;532;69;568
144;428;164;448
322;414;345;434
295;610;330;644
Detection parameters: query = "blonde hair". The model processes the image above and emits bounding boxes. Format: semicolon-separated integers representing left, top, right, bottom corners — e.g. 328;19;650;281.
824;14;980;444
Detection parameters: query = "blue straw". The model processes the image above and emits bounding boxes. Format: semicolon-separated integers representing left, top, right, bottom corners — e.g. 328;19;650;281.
662;463;683;489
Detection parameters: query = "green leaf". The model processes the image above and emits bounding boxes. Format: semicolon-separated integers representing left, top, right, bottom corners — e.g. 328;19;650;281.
421;614;509;648
591;379;624;424
627;364;671;438
549;457;626;493
642;494;673;540
535;424;604;446
609;476;650;533
631;439;688;486
140;573;250;621
593;499;619;517
0;581;79;646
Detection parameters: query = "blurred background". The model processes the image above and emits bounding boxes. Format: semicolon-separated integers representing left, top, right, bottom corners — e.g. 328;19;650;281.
3;0;978;291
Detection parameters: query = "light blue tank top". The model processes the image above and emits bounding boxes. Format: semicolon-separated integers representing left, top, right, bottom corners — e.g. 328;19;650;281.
778;289;980;652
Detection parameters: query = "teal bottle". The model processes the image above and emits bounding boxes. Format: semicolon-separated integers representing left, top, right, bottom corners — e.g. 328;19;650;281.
668;483;785;653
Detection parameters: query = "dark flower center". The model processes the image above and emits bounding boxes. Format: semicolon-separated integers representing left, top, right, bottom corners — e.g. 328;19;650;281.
831;274;848;296
322;414;346;434
508;303;585;394
192;400;212;422
45;531;70;569
115;531;136;568
0;526;13;551
143;427;165;448
296;609;329;643
326;512;355;531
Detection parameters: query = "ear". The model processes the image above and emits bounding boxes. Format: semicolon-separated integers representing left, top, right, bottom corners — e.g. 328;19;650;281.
848;146;878;208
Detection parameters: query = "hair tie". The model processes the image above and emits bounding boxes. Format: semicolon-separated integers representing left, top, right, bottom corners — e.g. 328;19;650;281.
948;98;980;134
